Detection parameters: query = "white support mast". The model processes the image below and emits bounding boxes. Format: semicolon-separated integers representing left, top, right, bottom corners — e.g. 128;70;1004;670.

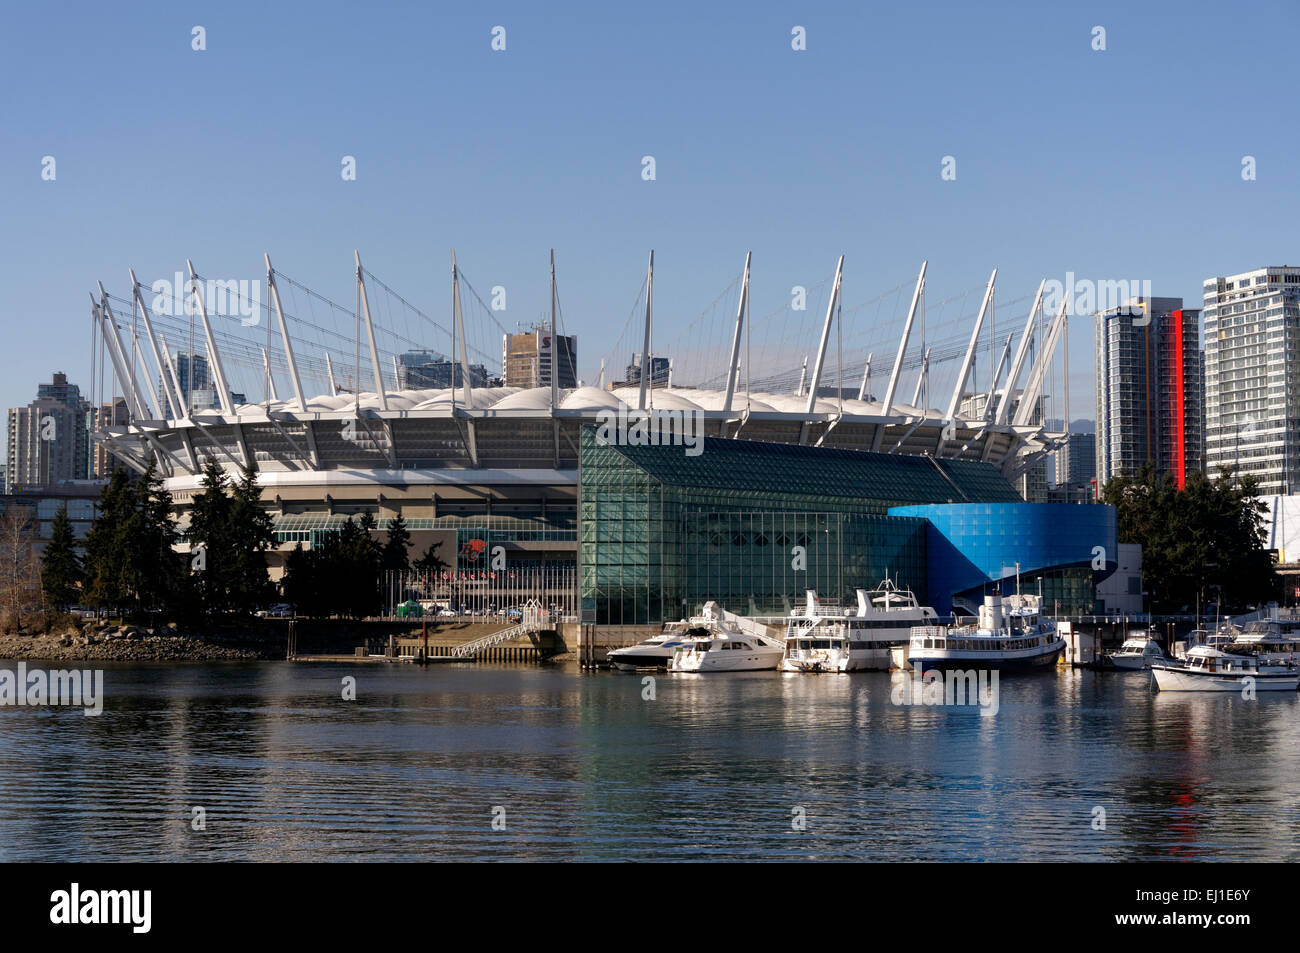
992;279;1045;426
186;260;235;416
452;249;473;408
986;333;1014;420
805;255;844;414
96;286;148;421
723;251;752;414
325;353;338;394
638;250;654;411
263;349;280;402
550;248;558;411
354;251;388;411
131;268;184;419
1014;295;1070;427
876;260;926;450
944;268;997;425
857;353;873;402
910;347;931;408
266;254;308;413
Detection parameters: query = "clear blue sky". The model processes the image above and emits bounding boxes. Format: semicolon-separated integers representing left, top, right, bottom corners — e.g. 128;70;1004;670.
2;0;1297;450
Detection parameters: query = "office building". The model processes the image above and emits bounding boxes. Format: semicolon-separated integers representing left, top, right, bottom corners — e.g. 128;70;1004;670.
396;350;490;390
503;326;577;390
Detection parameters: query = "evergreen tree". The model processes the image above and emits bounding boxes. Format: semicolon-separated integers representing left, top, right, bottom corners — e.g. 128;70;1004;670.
1102;464;1278;612
82;469;135;614
40;504;82;610
129;462;184;620
381;514;412;573
227;463;276;615
186;459;233;613
413;539;448;575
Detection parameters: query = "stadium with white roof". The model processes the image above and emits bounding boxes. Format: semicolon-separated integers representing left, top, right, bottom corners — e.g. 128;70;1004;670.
87;252;1073;597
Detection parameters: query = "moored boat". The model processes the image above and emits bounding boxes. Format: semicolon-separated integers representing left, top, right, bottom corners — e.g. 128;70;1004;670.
608;620;706;671
670;602;785;673
781;580;939;673
907;593;1064;673
1108;633;1166;671
1150;645;1299;692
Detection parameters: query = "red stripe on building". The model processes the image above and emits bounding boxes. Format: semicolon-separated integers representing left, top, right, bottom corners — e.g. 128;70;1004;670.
1172;309;1186;490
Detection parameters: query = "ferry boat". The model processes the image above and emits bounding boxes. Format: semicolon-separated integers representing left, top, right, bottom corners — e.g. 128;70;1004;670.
907;593;1064;673
1108;632;1166;671
781;580;939;672
669;602;785;673
608;620;705;671
1150;645;1300;692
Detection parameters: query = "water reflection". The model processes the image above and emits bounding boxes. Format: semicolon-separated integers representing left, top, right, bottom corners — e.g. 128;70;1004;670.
0;661;1296;861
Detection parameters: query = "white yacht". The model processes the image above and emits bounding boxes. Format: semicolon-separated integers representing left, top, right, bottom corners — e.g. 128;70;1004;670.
782;580;939;672
1108;633;1167;671
669;602;785;673
1228;621;1300;667
1150;645;1299;692
907;593;1064;673
608;620;705;671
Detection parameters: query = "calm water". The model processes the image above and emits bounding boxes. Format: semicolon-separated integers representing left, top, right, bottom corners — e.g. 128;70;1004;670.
1;660;1297;861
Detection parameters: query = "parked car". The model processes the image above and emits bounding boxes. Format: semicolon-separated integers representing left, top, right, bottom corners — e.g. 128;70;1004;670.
437;608;458;618
255;604;293;618
395;600;424;619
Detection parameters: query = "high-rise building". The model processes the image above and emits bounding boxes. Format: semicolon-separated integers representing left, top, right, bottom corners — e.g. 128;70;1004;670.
6;372;90;492
160;351;211;417
1203;266;1300;494
1095;297;1203;489
620;353;671;388
503;326;577;390
1054;431;1097;489
396;350;490;390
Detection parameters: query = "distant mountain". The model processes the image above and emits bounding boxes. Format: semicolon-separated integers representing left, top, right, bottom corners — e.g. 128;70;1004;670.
1044;417;1095;434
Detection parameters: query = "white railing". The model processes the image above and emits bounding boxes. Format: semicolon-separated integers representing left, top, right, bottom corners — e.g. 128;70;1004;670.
449;623;530;658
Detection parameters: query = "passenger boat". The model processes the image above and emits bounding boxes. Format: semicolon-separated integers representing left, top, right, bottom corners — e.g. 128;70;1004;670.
1108;633;1166;671
907;593;1064;673
608;620;705;671
781;580;939;672
669;602;785;673
1150;645;1299;692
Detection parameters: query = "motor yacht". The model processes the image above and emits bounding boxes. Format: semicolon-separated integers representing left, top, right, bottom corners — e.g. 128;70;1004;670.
1150;645;1299;692
781;580;939;672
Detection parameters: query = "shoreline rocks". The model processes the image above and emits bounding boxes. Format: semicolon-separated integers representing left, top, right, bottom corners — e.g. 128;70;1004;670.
0;623;282;662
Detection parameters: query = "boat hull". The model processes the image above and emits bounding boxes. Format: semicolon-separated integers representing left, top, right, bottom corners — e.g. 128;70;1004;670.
607;648;675;671
910;643;1064;673
672;650;783;673
1151;664;1299;692
1109;655;1157;671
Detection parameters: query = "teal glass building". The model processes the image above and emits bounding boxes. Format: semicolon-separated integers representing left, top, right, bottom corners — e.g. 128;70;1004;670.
579;427;1035;625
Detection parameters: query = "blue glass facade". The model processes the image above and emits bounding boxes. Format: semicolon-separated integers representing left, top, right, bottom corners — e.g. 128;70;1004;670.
888;502;1118;615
